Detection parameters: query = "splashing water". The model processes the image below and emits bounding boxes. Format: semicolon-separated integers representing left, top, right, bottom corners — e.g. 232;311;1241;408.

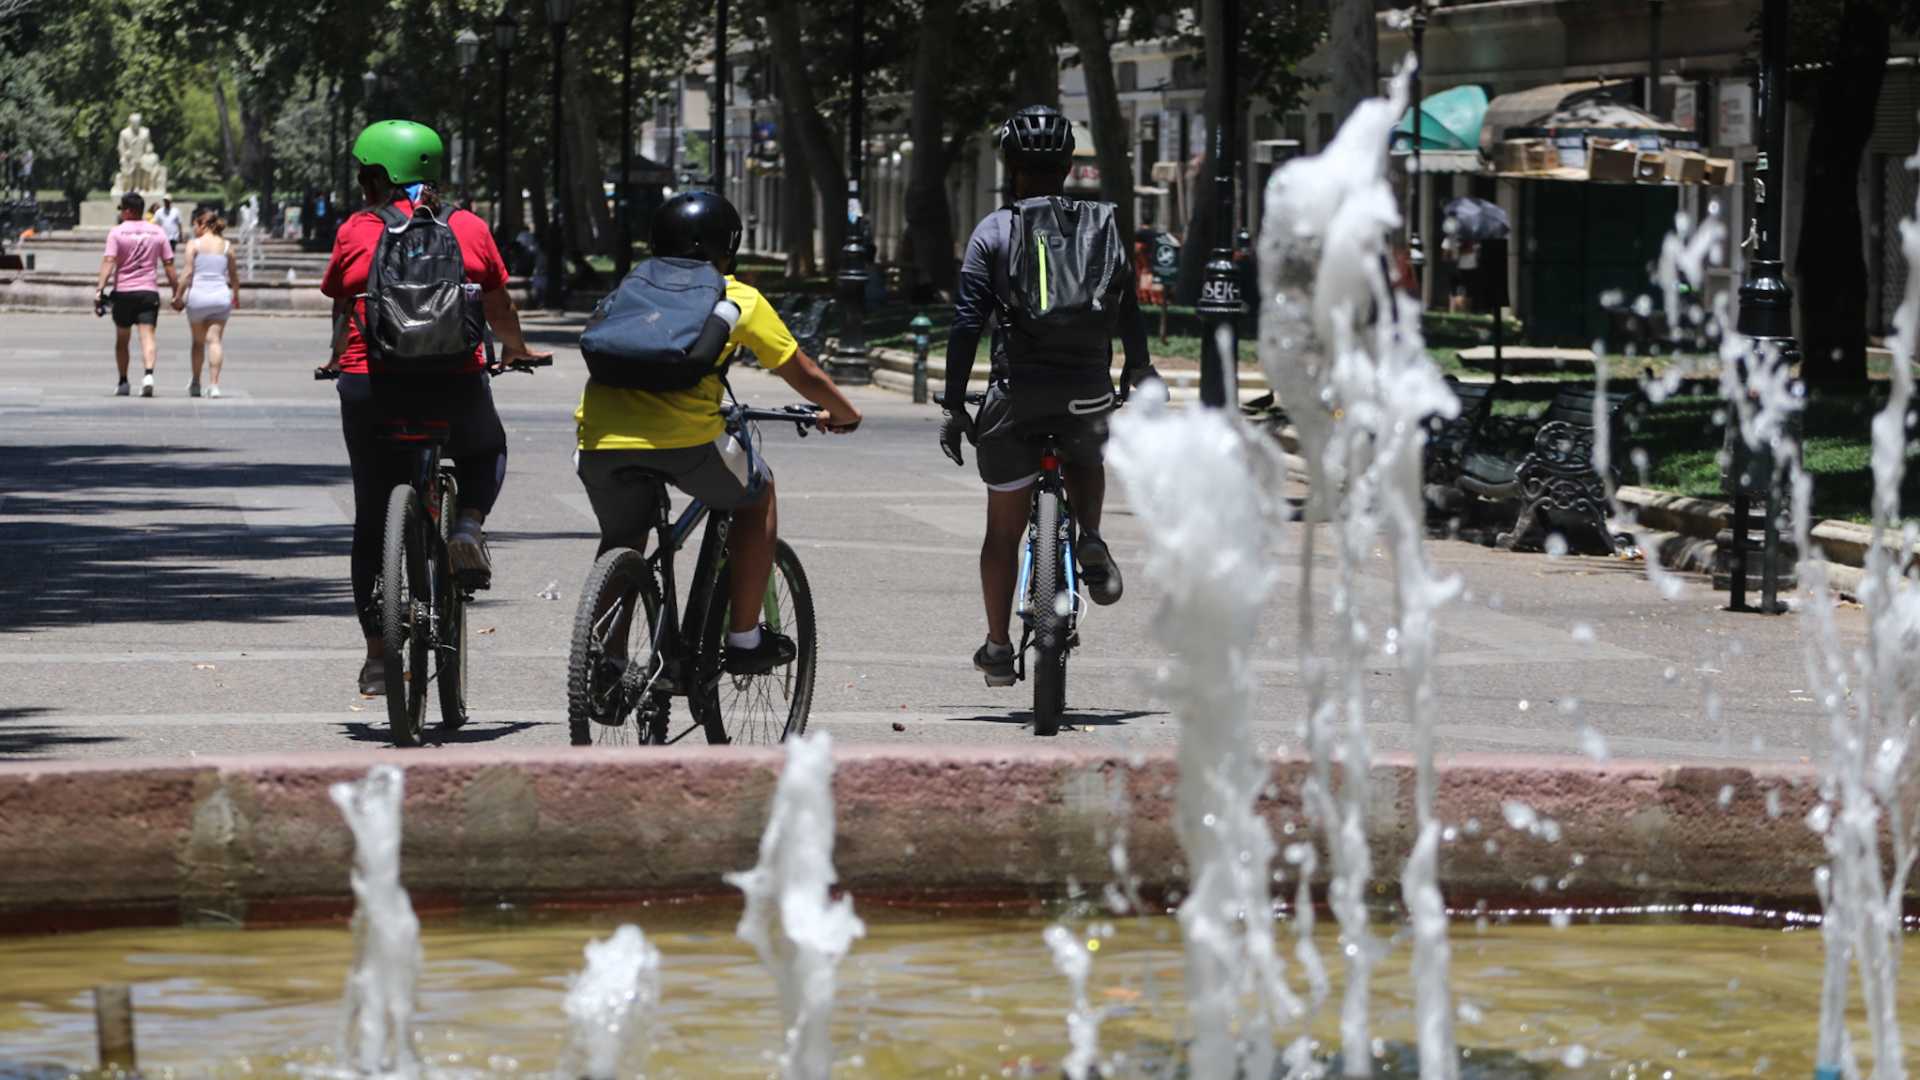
725;732;866;1080
329;765;422;1078
1256;58;1462;1078
1108;391;1305;1078
562;924;661;1080
1635;175;1918;1080
1043;924;1101;1080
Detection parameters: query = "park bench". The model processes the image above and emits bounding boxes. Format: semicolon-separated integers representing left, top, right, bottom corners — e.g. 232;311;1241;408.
1444;383;1644;554
776;295;836;360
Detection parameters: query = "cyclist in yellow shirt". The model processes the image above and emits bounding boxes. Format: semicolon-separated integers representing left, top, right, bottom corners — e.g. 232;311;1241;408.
575;191;862;673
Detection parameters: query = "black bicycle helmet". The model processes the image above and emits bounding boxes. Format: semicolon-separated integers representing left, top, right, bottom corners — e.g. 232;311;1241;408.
996;105;1075;172
650;190;743;263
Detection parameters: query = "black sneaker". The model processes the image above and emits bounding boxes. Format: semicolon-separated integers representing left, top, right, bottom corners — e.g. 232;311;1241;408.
724;626;798;675
1077;532;1124;606
358;656;386;696
973;641;1016;687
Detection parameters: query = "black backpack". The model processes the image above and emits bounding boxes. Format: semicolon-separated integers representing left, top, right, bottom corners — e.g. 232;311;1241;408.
356;203;486;372
581;257;738;391
1001;196;1130;366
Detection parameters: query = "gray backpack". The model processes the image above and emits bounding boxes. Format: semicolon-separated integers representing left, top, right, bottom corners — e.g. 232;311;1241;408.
356;203;485;372
1001;196;1130;367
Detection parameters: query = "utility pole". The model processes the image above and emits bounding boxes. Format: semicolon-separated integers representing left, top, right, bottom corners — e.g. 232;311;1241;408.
829;0;873;384
1196;0;1241;408
1728;0;1793;615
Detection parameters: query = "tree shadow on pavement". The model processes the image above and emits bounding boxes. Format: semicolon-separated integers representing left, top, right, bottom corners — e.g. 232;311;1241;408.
0;443;352;634
0;706;124;757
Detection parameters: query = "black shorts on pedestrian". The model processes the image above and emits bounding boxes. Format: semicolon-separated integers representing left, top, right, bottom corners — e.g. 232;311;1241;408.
110;290;160;328
578;432;773;554
972;380;1113;491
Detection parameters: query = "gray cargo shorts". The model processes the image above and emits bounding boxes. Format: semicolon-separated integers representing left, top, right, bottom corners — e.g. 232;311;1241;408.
577;431;772;552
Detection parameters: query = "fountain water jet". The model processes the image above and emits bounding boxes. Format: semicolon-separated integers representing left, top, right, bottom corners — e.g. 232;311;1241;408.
1256;60;1462;1078
1043;923;1101;1080
561;924;660;1080
329;765;422;1078
725;732;866;1080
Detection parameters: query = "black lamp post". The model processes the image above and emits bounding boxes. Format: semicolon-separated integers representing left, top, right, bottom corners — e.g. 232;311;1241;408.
713;0;729;196
1647;0;1665;118
455;29;481;200
1729;0;1794;614
493;7;516;243
829;0;872;384
545;0;575;310
617;0;635;280
1196;0;1242;407
1407;0;1428;301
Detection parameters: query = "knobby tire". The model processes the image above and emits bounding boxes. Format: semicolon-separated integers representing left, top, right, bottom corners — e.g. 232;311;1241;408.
1031;490;1067;737
695;540;817;745
381;485;427;747
436;477;468;732
567;548;663;747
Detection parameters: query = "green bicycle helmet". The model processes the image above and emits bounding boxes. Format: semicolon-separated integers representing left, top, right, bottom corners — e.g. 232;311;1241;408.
351;120;444;186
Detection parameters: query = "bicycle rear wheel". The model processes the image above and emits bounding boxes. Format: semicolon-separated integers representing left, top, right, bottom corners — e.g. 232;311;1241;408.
435;476;468;732
695;540;817;745
1030;489;1067;737
381;484;429;747
567;547;665;747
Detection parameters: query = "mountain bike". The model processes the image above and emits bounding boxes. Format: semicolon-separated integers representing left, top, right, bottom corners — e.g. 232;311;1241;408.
967;392;1083;737
567;403;823;747
316;355;550;746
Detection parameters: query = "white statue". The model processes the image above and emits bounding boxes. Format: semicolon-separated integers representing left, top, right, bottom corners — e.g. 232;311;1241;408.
111;113;151;197
136;150;167;200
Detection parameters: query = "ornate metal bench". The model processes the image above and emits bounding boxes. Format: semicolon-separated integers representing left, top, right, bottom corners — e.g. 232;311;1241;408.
1453;384;1643;554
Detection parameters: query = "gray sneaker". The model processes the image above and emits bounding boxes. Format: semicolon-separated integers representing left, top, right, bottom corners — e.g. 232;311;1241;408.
973;641;1016;687
188;381;201;398
1077;532;1124;606
114;380;130;397
447;521;493;588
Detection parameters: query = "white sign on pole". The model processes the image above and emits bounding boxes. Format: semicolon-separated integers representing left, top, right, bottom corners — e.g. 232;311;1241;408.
1717;83;1753;148
1673;85;1698;131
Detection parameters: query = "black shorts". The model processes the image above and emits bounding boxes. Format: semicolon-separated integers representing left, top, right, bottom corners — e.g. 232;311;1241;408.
972;382;1113;490
110;290;160;328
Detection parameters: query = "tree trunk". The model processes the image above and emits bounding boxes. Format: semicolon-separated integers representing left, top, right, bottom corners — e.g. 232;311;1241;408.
1012;4;1061;112
765;0;847;270
238;90;276;226
1795;0;1887;389
1059;0;1134;241
1327;0;1378;127
905;0;959;296
213;68;241;181
1176;0;1231;303
565;41;613;259
780;97;817;276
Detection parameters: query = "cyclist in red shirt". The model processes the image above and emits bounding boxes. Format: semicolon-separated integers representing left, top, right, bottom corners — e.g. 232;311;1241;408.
320;120;549;696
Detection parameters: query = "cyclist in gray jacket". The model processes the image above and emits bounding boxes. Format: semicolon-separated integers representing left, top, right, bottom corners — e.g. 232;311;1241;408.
938;104;1158;687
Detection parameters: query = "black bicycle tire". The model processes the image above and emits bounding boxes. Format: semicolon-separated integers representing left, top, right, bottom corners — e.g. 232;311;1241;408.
1031;490;1066;737
566;547;661;747
435;476;468;732
381;484;426;747
694;539;817;745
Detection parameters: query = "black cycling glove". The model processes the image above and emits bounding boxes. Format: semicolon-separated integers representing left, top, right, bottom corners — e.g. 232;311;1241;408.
939;408;975;467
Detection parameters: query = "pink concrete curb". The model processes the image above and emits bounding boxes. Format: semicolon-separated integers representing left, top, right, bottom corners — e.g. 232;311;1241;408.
0;747;1848;933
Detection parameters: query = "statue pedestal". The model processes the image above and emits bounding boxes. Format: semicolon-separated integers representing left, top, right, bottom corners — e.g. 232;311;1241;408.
79;201;123;228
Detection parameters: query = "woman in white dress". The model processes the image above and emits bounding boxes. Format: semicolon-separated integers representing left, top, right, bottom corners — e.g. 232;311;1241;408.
170;211;240;397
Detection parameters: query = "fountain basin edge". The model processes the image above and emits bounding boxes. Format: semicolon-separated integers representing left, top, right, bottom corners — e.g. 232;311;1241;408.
0;746;1870;934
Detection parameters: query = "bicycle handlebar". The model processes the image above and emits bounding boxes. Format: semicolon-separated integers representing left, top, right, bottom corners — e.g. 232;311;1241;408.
314;356;551;382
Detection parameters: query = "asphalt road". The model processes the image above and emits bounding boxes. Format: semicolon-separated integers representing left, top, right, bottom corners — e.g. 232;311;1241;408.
0;310;1851;763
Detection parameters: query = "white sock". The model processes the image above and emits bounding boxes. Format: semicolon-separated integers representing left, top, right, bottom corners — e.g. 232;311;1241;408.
728;626;763;650
982;638;1013;658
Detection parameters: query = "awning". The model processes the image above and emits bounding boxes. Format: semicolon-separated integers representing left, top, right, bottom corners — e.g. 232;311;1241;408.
1478;80;1637;154
1395;85;1488;152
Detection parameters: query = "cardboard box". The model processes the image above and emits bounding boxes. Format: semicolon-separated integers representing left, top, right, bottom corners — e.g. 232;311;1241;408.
1664;150;1707;184
1525;141;1559;172
1704;158;1734;186
1636;152;1668;182
1497;139;1538;173
1588;139;1638;182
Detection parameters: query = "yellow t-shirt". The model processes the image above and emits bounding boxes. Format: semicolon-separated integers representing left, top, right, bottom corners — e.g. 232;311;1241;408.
575;276;800;451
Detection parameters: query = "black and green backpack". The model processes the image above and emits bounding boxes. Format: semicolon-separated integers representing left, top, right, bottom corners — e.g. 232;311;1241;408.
1000;196;1130;367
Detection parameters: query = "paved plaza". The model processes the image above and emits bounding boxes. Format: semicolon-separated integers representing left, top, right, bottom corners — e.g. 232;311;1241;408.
0;310;1855;763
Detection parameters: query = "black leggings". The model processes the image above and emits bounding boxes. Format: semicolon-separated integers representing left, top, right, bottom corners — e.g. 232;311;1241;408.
338;372;508;636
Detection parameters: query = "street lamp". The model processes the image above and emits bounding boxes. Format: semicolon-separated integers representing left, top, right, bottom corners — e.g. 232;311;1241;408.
1196;0;1242;407
455;29;481;199
618;0;635;280
493;7;516;243
829;0;872;384
1408;0;1429;299
1729;0;1795;615
545;0;576;310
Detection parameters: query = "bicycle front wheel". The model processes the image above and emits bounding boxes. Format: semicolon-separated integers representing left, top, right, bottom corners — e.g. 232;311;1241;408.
567;547;664;747
435;476;468;732
1030;489;1067;737
381;484;429;747
695;539;817;745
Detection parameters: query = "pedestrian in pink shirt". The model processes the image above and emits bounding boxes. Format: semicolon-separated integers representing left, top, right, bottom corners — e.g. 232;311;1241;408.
94;193;180;397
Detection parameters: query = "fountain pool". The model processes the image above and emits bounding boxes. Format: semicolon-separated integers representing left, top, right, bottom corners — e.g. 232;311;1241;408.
3;906;1915;1077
